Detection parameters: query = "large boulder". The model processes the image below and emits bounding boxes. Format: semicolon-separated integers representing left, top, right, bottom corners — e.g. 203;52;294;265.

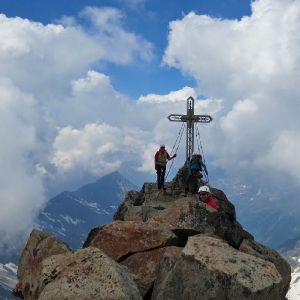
239;238;291;298
39;247;142;300
149;198;219;239
12;229;71;300
121;246;183;298
86;220;179;261
152;235;285;300
149;197;253;248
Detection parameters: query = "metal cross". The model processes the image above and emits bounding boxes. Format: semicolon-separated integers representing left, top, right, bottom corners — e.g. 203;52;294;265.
168;96;213;164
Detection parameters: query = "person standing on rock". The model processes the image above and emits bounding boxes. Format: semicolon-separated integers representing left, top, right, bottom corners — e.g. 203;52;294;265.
185;153;208;194
154;144;176;189
198;186;218;210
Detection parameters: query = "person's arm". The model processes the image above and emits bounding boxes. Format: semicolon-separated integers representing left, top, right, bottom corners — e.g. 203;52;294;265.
167;152;176;160
200;160;208;174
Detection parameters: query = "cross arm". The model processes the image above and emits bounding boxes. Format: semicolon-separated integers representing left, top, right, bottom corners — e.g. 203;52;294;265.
168;114;213;123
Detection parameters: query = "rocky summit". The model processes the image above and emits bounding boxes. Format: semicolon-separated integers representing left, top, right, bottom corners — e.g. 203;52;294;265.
12;166;291;300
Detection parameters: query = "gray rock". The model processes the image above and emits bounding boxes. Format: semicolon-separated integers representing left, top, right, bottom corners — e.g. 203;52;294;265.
113;190;142;221
239;238;291;298
149;198;219;240
152;235;285;300
122;205;160;221
39;247;142;300
88;220;179;262
12;229;71;300
13;166;291;300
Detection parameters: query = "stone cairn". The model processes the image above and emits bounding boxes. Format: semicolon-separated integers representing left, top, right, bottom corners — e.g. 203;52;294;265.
13;165;291;300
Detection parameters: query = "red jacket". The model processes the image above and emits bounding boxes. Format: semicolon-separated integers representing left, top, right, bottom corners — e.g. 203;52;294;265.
204;197;218;211
154;150;171;166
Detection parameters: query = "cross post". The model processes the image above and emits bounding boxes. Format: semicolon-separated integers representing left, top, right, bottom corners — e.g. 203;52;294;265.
168;96;213;164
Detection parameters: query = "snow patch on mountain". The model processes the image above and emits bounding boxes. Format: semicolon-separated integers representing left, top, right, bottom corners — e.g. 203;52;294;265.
60;215;83;225
286;266;300;300
0;262;18;296
72;197;112;215
42;212;57;222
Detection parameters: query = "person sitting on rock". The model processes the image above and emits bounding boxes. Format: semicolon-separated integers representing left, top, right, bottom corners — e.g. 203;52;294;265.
198;186;218;210
185;153;208;194
154;144;176;189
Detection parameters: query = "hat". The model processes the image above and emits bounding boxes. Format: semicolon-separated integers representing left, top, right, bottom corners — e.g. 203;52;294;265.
160;144;165;148
198;186;210;194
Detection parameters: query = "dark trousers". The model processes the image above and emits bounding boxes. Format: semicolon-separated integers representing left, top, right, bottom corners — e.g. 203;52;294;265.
185;170;203;192
156;165;166;188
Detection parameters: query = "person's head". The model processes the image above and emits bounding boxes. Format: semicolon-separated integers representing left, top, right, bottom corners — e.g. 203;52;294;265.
160;144;165;151
198;186;210;200
192;152;198;158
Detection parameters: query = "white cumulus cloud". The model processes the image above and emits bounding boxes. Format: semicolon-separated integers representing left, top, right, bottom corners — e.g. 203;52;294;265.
163;0;300;181
2;0;300;254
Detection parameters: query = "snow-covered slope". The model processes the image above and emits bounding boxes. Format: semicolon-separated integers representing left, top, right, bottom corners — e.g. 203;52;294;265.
282;242;300;300
286;265;300;300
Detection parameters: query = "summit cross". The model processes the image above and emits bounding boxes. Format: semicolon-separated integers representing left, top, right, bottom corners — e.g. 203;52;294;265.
168;96;213;164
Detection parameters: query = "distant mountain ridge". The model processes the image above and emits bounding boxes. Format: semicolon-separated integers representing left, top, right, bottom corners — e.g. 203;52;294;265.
37;171;139;249
2;170;300;299
213;176;300;251
0;171;139;299
0;263;17;300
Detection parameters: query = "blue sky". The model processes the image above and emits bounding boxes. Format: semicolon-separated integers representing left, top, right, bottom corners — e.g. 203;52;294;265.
1;0;300;252
0;0;252;98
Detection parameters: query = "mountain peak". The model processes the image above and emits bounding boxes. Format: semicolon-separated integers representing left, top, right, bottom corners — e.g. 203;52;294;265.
13;165;291;300
36;171;139;250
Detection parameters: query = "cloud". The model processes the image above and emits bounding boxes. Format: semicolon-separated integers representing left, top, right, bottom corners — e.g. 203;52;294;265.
60;70;129;128
51;123;122;176
0;9;155;252
79;6;154;63
1;0;300;254
254;130;300;179
0;78;46;254
162;0;300;180
117;0;146;10
137;86;197;103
